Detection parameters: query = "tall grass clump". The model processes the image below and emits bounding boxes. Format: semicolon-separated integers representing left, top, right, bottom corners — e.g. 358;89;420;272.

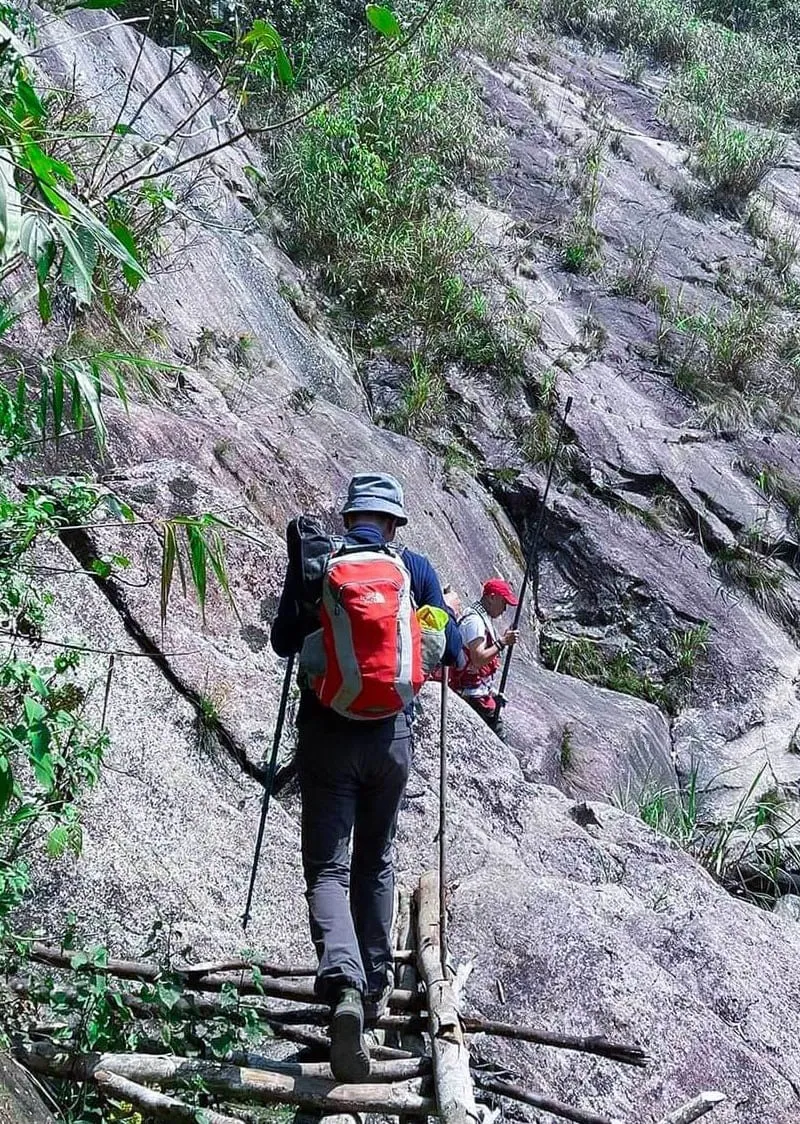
664;297;800;432
619;766;800;908
542;0;800;125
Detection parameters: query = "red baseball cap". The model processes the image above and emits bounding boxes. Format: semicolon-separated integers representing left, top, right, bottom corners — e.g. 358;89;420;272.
482;578;519;606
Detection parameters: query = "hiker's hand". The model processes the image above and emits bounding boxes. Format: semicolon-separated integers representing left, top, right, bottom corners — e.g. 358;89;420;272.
444;589;462;616
502;628;518;648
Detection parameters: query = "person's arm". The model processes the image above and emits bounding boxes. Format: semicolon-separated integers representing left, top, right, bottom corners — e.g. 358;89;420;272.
406;552;462;665
270;564;303;657
462;614;517;669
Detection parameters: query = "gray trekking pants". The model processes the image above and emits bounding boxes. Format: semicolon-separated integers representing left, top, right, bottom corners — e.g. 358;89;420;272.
296;703;412;1004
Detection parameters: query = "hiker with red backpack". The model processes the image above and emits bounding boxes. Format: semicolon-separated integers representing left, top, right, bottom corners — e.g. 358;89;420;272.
451;578;519;738
270;472;460;1084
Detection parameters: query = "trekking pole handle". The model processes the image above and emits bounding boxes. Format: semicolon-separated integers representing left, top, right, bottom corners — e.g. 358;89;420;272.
242;653;295;931
496;396;573;707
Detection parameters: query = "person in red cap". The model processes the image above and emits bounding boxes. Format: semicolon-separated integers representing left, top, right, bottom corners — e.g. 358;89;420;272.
453;578;519;737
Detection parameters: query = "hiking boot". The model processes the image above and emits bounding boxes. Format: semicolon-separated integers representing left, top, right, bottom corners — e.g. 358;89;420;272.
330;987;371;1083
363;979;393;1025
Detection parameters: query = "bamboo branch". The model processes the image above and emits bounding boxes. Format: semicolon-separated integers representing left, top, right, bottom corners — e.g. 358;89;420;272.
462;1018;648;1068
16;1043;435;1116
416;870;480;1124
29;944;420;1010
175;950;414;977
476;1077;619;1124
654;1092;726;1124
94;1068;244;1124
270;1023;416;1062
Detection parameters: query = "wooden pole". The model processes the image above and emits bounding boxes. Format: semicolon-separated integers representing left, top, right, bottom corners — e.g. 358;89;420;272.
462;1018;647;1067
654;1092;726;1124
28;945;419;1010
12;976;646;1065
476;1076;618;1124
17;1044;436;1117
416;870;480;1124
94;1069;244;1124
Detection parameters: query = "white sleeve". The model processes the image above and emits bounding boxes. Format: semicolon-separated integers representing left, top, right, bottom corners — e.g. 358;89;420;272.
459;611;485;647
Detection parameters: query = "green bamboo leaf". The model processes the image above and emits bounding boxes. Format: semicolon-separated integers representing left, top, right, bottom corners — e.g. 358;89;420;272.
60;226;97;307
52;220;94;303
15;79;44;122
103;493;135;522
207;530;240;620
365;4;403;38
161;522;177;629
20;211;53;267
25;142;74;187
108;220;144;290
49;186;146;280
37;279;52;323
185;522;208;618
242;19;294;86
67;358;107;442
0;758;12;814
51;361;64;442
0;149;22;260
274;44;294;87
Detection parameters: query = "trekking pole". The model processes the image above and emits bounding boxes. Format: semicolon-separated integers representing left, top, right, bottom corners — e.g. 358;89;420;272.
496;396;573;711
438;671;449;978
242;654;295;931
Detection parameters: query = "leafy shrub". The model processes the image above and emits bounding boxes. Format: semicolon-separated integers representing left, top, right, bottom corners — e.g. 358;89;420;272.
274;0;538;393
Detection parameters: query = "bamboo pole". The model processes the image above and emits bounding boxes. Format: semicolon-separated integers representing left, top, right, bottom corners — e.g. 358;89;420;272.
416;870;480;1124
12;975;646;1065
28;945;419;1010
462;1019;648;1067
654;1092;726;1124
476;1077;619;1124
17;1044;435;1116
94;1069;244;1124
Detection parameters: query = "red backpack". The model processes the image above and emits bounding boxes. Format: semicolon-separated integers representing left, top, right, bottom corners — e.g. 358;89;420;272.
291;518;425;720
447;604;499;693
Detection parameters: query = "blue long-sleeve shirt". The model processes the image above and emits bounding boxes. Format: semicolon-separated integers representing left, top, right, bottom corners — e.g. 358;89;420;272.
270;524;462;668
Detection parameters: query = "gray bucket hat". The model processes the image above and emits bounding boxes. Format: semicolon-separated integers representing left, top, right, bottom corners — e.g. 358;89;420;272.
341;472;408;526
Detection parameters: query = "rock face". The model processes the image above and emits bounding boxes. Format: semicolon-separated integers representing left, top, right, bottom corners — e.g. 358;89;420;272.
0;1056;55;1124
11;6;800;1123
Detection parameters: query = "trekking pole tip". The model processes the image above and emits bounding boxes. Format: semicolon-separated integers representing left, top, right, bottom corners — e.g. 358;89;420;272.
565;395;574;413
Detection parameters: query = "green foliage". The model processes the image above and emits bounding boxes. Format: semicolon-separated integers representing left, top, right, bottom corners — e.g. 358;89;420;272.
664;298;800;432
161;514;239;629
559;129;605;274
669;622;710;673
559;724;573;771
390;354;447;436
620;766;800;908
0;654;106;935
273;0;537;400
16;923;266;1121
713;537;795;627
541;0;800;125
610;232;663;301
542;625;710;712
692;115;785;212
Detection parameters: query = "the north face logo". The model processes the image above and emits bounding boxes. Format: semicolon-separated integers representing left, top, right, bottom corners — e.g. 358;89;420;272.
363;590;386;604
